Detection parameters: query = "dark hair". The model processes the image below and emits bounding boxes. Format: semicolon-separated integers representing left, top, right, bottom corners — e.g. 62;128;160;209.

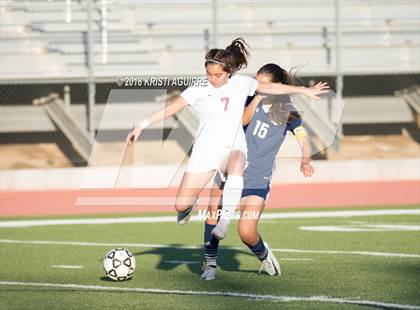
257;63;295;85
205;38;250;74
257;63;301;126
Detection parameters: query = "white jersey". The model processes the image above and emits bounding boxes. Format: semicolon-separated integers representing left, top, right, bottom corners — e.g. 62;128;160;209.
181;75;258;172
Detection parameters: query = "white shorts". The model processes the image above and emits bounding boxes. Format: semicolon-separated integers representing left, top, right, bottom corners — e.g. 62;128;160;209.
185;131;247;174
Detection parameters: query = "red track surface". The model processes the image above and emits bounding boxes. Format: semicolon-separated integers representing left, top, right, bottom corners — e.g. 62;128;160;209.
1;181;419;217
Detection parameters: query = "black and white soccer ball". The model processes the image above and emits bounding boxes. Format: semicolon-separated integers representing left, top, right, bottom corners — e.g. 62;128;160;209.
103;248;136;281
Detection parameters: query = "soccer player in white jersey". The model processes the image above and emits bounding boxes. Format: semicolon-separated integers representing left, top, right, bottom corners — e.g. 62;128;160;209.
201;63;316;280
126;38;327;233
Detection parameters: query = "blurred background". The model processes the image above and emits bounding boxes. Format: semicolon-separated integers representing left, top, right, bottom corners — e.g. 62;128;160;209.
0;0;418;208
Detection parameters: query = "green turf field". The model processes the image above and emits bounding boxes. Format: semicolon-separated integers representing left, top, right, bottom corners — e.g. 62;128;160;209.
0;206;419;310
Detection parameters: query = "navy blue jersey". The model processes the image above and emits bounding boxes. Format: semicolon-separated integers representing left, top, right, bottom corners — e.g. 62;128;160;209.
243;100;302;189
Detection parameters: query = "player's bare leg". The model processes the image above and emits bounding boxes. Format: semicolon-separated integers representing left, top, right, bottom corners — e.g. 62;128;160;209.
237;196;264;245
238;196;281;276
175;171;215;224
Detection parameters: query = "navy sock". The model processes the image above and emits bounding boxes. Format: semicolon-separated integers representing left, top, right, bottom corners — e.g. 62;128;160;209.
204;222;219;267
245;236;268;261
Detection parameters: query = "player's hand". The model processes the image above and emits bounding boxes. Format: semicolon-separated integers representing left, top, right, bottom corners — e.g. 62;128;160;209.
304;82;329;100
126;126;142;145
300;162;315;177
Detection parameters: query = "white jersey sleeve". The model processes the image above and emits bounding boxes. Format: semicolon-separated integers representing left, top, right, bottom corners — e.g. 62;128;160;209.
180;86;201;107
242;75;259;96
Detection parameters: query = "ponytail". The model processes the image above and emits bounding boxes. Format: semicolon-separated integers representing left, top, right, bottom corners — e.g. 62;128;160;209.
205;37;250;74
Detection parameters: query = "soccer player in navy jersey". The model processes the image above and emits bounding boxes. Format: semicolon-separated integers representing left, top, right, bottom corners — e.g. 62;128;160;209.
202;63;316;280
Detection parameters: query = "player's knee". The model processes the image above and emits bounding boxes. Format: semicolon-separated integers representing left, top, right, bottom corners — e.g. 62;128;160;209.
228;162;244;175
227;151;246;175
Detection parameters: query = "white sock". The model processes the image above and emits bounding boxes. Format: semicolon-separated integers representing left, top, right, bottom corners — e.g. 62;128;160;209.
217;175;243;229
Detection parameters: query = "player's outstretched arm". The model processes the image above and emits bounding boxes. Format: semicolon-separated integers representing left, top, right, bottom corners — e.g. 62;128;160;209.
294;126;315;177
126;96;188;145
257;81;329;100
242;95;262;126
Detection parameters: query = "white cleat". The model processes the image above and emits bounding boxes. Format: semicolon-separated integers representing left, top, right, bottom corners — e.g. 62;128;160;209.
259;242;281;276
201;262;217;281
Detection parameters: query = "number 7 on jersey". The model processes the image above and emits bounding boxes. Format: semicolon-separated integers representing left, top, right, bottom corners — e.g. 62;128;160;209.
220;97;229;111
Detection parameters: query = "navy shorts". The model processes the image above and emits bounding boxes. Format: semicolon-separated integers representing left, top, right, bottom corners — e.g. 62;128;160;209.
241;185;270;201
214;173;270;200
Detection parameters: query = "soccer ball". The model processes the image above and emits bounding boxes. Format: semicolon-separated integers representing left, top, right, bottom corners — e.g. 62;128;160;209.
103;248;136;281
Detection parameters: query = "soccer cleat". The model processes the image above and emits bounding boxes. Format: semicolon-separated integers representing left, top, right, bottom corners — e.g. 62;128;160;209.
177;200;198;225
211;217;230;240
258;242;281;276
201;262;217;281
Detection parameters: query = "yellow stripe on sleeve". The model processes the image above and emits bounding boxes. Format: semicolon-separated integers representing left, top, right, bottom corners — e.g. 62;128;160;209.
293;126;307;138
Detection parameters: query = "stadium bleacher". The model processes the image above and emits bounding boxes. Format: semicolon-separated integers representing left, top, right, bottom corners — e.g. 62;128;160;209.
1;0;419;80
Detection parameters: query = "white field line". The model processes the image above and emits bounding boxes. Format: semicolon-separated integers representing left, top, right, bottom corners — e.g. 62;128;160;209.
163;259;311;264
1;239;419;259
1;209;418;228
279;258;314;261
299;224;420;232
50;265;83;269
164;260;201;265
0;281;419;310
